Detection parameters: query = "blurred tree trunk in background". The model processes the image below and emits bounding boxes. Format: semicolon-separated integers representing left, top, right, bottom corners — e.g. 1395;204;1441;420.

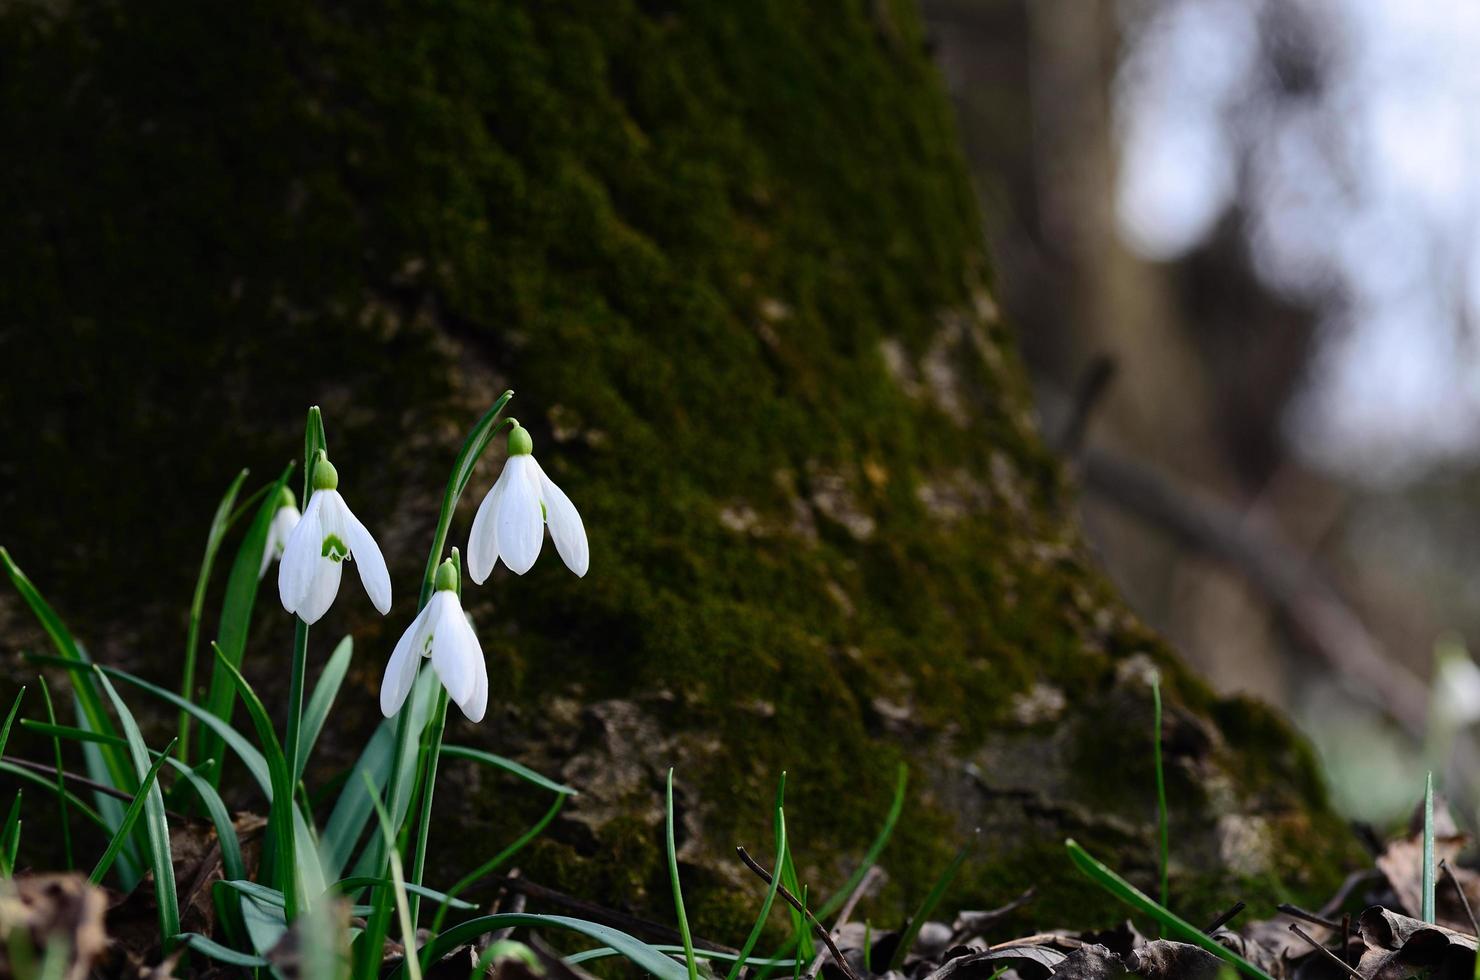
0;0;1358;929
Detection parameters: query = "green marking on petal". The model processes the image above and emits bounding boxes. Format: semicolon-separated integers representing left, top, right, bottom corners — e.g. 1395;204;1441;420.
321;533;349;562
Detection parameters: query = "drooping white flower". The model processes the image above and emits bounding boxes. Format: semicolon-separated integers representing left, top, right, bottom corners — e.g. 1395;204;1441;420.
258;489;302;580
277;454;392;624
1435;639;1480;726
468;423;588;582
380;559;487;722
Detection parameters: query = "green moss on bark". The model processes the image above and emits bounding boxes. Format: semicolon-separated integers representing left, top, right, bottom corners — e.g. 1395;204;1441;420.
0;0;1360;939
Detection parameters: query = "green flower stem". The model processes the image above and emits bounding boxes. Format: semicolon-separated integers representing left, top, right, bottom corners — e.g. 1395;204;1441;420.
407;686;449;930
377;392;513;932
283;617;310;794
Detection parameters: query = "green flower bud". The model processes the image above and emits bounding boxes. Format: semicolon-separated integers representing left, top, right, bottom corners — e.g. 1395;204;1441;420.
311;452;339;491
507;423;533;456
277;486;298;511
434;557;460;593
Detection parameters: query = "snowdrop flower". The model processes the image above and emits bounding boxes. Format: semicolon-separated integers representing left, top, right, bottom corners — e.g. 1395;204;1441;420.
277;453;392;624
258;488;301;580
468;423;588;581
1435;639;1480;726
380;559;487;722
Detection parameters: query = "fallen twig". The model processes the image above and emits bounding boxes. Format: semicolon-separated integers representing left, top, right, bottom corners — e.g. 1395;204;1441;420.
736;846;862;980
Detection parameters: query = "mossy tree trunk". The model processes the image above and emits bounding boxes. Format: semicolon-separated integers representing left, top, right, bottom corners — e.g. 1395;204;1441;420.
0;0;1358;934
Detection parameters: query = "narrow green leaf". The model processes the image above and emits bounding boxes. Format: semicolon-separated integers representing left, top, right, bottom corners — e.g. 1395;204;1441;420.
92;669;179;939
89;738;177;885
1423;771;1436;924
0;687;25;759
888;833;974;971
405;914;690;980
1066;839;1276;980
571;947;796;968
1152;677;1170;909
364;773;423;980
815;763;906;923
0;790;22;875
320;723;394;880
165;758;245;883
36;680;72;870
0;553;133;794
332;877;477;910
298;636;353;782
0;761;107;832
428;792;570;940
349;670;436;881
440;744;579;796
209;643;299;918
178;468;249;765
100;664;271;797
416;390;514;609
725;807;788;980
200;463;294;786
666;769;699;980
173;933;270;969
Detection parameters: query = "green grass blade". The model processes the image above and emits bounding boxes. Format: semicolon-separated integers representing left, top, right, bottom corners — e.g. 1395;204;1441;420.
200;463;294;786
320;724;394;880
1066;839;1275;980
178;468;249;765
88;737;177;885
0;790;22;875
1152;676;1170;909
0;762;107;831
210;643;300;917
298;636;354;782
1;552;133;795
92;668;180;940
99;663;271;797
364;773;422;980
439;745;579;796
572;946;797;968
406;914;691;980
725;807;788;980
1423;771;1436;924
0;686;25;759
887;834;973;971
814;763;906;922
666;770;699;980
173;933;270;969
332;877;477;910
350;671;437;881
165;758;245;883
792;886;808;980
428;792;570;940
37;680;72;870
416;390;514;608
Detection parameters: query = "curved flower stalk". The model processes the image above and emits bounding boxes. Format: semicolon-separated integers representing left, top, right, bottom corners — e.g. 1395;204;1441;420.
468;423;588;581
258;488;302;580
277;453;391;624
380;558;487;723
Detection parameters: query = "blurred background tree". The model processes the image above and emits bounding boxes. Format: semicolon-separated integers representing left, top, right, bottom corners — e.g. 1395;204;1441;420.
925;0;1480;824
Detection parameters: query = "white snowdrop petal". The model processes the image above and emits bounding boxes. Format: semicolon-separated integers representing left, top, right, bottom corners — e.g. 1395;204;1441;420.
296;553;343;625
379;604;430;717
453;613;488;723
467;467;509;585
277;496;324;615
495;456;544;575
429;595;474;705
341;500;392;615
259;506;299;580
532;458;588;577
